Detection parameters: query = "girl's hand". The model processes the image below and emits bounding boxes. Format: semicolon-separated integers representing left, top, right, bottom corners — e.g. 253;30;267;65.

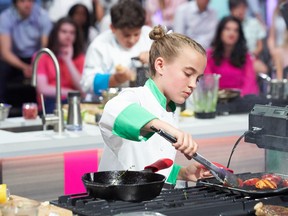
172;131;198;159
179;162;212;182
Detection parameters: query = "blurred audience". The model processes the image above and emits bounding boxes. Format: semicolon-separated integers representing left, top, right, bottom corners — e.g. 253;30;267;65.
68;3;98;51
145;0;187;30
94;0;118;28
205;16;259;97
229;0;268;75
0;0;52;103
36;17;85;113
267;0;288;79
173;0;218;50
272;30;288;79
81;0;152;95
46;0;95;23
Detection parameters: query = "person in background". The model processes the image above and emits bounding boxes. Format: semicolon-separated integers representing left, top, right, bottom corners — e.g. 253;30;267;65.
205;16;259;97
145;0;187;30
98;25;210;185
173;0;218;50
46;0;95;24
267;0;288;79
36;17;85;113
0;0;52;103
229;0;268;75
68;3;98;51
81;0;152;96
272;30;288;79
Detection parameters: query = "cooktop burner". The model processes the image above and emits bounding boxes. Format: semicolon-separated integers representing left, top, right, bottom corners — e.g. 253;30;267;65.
50;186;288;216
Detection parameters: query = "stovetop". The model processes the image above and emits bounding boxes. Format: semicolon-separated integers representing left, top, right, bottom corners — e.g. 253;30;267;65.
50;186;288;216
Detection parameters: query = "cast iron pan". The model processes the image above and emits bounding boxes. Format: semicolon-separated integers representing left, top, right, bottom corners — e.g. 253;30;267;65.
197;172;288;197
82;159;173;202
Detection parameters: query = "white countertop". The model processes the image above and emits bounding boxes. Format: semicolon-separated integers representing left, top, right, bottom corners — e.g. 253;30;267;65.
0;114;249;158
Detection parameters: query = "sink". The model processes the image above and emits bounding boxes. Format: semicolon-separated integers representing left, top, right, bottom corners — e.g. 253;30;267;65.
1;125;53;133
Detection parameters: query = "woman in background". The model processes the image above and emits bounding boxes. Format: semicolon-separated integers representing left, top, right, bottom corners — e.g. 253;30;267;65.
36;17;85;113
68;3;98;51
205;16;259;97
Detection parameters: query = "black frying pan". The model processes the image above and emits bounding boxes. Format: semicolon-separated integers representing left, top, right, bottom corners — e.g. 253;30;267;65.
82;158;173;202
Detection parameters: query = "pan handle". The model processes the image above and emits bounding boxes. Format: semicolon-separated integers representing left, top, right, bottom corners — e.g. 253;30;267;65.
144;158;173;172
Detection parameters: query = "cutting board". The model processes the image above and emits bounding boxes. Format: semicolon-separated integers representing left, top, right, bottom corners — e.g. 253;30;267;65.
0;195;72;216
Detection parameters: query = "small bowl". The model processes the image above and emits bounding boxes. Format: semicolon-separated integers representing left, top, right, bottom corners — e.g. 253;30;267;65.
0;103;11;121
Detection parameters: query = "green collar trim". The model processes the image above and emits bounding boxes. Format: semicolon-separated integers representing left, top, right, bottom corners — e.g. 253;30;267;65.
145;79;176;112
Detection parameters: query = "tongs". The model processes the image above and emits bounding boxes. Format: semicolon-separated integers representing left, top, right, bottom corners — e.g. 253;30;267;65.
151;126;241;187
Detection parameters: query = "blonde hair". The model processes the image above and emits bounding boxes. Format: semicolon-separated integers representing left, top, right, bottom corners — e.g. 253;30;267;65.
148;25;206;76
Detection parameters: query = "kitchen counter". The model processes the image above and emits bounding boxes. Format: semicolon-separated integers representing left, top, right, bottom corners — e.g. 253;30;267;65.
0;114;249;158
0;117;102;158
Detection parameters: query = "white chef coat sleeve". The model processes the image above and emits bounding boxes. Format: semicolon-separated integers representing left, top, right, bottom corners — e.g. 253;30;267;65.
100;89;158;141
80;41;111;94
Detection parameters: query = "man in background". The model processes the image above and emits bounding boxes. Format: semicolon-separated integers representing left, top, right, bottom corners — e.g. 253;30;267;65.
0;0;52;114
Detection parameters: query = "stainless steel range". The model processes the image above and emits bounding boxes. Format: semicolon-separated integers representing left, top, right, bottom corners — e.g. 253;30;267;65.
50;185;288;216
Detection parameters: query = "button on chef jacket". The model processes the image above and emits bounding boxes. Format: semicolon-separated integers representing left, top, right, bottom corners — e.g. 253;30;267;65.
99;79;181;184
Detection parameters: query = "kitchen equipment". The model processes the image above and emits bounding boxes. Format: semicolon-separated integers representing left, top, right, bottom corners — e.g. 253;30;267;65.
129;57;149;87
218;89;240;102
150;126;240;187
0;104;11;121
82;158;173;202
192;74;220;119
51;185;288;216
197;172;288;197
244;104;288;152
66;91;82;131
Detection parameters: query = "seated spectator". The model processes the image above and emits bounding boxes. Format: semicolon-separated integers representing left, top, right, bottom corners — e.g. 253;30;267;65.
36;17;85;113
46;0;95;23
145;0;187;30
0;0;52;104
173;0;218;50
267;0;287;79
205;16;259;97
81;0;152;95
273;30;288;79
68;3;98;51
229;0;268;75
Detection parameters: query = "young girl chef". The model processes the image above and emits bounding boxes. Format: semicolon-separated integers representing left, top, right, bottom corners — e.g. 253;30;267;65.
98;25;210;185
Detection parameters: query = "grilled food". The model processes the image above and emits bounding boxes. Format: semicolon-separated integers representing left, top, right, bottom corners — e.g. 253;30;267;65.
255;179;277;190
254;202;288;216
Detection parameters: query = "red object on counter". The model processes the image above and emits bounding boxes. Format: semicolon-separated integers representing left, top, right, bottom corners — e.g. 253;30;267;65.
22;103;38;119
64;150;98;195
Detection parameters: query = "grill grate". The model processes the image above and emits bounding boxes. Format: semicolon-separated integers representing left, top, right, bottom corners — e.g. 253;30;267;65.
50;186;288;216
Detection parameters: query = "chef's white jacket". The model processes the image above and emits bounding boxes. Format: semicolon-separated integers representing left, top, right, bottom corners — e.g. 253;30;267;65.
80;26;152;95
99;79;181;184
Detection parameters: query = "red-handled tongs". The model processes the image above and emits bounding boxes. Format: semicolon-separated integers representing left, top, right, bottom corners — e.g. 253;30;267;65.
150;126;241;187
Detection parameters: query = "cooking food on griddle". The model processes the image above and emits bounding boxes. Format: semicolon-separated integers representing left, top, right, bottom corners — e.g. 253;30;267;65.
254;202;288;216
255;179;277;190
236;173;288;190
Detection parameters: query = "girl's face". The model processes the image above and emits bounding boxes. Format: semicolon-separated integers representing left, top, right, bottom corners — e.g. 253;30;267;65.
155;47;207;105
72;6;87;26
58;23;76;46
221;21;239;46
111;27;141;49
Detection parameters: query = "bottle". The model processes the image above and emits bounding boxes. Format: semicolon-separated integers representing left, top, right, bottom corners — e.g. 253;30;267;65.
0;184;10;204
66;91;82;131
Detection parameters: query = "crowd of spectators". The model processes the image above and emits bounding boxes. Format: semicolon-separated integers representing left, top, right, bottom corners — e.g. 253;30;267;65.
0;0;287;116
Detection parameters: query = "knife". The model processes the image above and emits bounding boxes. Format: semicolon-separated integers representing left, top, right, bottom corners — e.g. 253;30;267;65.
150;126;241;187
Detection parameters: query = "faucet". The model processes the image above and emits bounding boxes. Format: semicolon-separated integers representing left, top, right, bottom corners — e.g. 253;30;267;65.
31;48;64;133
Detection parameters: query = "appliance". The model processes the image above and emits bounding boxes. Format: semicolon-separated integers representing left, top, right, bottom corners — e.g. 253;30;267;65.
50;185;288;216
244;104;288;152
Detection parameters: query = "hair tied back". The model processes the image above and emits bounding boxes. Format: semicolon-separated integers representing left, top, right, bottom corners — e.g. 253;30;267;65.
149;25;172;41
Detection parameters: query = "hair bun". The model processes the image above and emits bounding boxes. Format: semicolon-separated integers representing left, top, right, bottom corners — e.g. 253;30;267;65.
149;25;166;40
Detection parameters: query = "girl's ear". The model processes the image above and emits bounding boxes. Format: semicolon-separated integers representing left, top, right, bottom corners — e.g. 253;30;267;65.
154;57;165;75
